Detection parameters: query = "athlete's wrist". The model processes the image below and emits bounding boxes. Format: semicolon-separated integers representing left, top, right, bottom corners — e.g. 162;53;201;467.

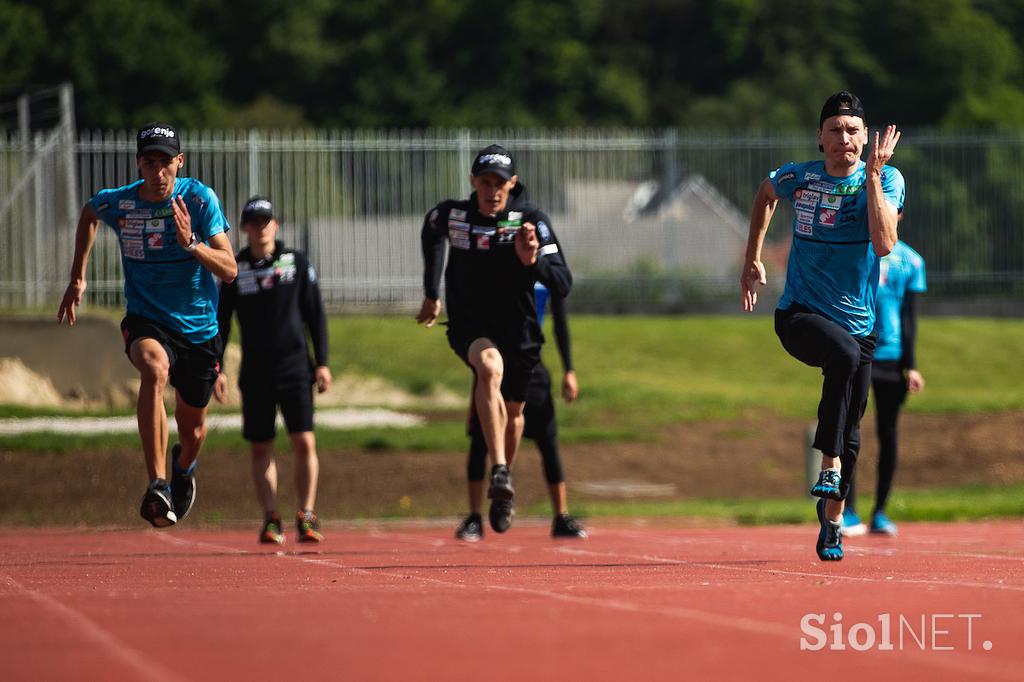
184;232;200;252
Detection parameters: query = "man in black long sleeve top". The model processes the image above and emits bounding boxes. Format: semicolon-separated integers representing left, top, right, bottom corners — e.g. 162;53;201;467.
457;283;587;541
215;196;332;545
417;145;572;534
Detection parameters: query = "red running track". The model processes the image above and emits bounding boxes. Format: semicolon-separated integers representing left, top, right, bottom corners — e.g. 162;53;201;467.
1;520;1022;682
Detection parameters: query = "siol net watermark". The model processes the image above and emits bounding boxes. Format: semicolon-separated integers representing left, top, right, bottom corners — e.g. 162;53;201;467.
799;612;993;652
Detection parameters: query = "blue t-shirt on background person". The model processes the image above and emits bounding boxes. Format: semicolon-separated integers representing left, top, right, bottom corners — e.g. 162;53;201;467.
90;177;229;343
770;159;905;337
873;240;927;362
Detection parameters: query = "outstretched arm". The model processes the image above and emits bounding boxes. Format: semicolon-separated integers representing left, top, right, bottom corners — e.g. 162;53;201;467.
417;207;446;327
57;203;101;326
740;178;778;312
549;293;578;403
865;125;902;256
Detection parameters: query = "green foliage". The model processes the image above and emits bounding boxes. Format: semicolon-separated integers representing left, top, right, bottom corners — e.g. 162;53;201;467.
7;0;1024;130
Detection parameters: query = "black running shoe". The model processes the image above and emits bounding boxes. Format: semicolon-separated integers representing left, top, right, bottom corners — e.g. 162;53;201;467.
455;514;484;542
487;465;515;533
487;464;514;501
170;443;197;523
296;511;324;543
489;499;514;533
552;514;588;539
139;478;176;528
259;514;285;545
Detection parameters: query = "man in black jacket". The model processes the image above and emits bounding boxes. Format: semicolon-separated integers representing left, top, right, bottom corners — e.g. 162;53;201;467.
417;145;572;534
215;197;332;545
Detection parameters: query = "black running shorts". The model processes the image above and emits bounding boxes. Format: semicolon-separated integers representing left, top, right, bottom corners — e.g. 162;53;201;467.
120;314;221;409
240;381;314;442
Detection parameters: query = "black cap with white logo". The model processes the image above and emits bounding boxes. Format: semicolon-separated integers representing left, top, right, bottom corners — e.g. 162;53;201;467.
240;196;274;223
471;144;516;180
819;91;866;127
136;122;181;157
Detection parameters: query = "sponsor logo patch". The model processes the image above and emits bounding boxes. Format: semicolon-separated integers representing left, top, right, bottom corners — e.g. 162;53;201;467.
122;238;145;259
796;211;815;225
118;200;136;210
775;171;796;183
795;199;818;213
448;220;470;232
450;229;470;250
147;233;164;249
818;209;837;226
449;208;467;221
146;219;164;232
126;210;152;220
154;206;173;218
539;243;559;256
537;221;551;241
821;194;842;209
803;172;821;181
796;223;813;235
808;181;836;194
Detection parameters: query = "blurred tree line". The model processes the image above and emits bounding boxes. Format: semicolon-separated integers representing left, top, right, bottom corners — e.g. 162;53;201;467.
5;0;1024;131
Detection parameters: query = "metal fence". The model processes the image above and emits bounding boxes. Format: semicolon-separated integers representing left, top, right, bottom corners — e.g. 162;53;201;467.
2;126;1024;311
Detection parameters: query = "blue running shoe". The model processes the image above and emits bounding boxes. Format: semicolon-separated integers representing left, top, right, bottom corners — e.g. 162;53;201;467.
816;499;843;561
170;443;197;522
810;469;843;500
870;511;898;536
842;508;867;537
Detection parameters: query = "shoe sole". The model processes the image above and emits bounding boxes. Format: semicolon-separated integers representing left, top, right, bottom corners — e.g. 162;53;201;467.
140;494;177;528
488;501;514;533
815;499;843;561
456;533;482;542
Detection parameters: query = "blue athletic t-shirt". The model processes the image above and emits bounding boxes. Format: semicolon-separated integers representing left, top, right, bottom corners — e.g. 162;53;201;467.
771;160;905;336
873;240;926;362
90;177;229;343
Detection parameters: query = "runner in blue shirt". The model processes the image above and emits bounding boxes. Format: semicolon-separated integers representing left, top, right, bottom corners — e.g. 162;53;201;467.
843;227;926;537
741;92;904;561
58;122;237;528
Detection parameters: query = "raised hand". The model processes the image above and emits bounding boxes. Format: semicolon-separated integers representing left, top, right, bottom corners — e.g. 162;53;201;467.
866;124;901;174
515;222;539;266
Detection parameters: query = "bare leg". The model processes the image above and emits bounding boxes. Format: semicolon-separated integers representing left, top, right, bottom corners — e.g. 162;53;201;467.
251;440;278;514
129;339;170;481
290;431;319;512
467;339;507;466
504;400;525;469
173;391;208;470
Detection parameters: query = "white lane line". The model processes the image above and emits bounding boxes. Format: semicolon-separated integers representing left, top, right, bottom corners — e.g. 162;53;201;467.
153;533;1020;681
600;530;1024;589
0;573;187;682
551;540;1024;593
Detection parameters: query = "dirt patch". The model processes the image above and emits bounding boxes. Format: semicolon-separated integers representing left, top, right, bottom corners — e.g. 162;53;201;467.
1;410;1021;526
0;315;459;410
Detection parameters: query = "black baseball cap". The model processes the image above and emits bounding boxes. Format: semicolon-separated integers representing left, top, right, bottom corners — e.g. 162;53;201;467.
819;91;866;127
136;122;180;156
240;196;274;224
471;144;515;180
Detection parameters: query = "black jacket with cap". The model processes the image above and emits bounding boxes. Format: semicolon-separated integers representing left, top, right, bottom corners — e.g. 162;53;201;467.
421;183;572;341
217;241;328;389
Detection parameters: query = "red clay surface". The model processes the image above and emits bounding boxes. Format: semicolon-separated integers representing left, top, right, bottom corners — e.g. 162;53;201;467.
2;520;1022;682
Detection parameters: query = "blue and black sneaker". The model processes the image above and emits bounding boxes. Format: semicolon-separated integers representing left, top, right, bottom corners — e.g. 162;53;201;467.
870;511;898;536
816;498;843;561
170;443;197;523
140;478;176;528
810;469;843;500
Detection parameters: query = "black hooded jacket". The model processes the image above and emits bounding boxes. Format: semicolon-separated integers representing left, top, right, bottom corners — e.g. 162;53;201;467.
421;183;572;341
